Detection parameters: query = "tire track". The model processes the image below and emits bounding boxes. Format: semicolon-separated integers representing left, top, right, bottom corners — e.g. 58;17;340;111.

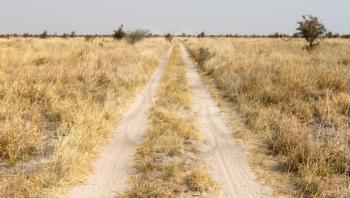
181;44;273;198
67;47;173;198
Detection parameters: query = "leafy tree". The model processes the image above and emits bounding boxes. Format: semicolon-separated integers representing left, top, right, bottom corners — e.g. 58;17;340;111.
296;15;326;51
113;24;126;40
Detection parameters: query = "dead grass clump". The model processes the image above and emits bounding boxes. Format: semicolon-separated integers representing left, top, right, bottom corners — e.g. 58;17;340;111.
186;169;216;192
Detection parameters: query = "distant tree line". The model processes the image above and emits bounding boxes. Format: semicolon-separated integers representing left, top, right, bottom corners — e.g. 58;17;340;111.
0;30;116;39
1;31;349;39
1;15;350;47
1;32;349;39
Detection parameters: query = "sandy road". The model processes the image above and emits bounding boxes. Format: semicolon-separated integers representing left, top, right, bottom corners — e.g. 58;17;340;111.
67;47;173;198
67;44;272;198
181;44;273;198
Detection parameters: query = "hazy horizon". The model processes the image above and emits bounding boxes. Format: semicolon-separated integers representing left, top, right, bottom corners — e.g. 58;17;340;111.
1;0;349;35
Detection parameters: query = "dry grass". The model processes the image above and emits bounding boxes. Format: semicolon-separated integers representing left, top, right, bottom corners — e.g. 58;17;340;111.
0;37;168;197
122;45;218;198
185;38;350;197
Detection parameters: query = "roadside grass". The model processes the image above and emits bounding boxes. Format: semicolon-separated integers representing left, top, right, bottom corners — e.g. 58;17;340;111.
0;37;168;197
185;38;350;197
122;45;218;197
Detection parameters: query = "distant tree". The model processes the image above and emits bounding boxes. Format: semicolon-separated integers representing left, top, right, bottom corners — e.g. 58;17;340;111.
197;31;205;38
268;32;281;38
62;33;69;38
325;31;340;38
296;15;327;51
23;33;30;37
325;31;333;38
0;34;10;39
165;33;173;42
40;30;48;39
113;24;126;40
126;29;149;44
70;31;76;38
292;32;300;38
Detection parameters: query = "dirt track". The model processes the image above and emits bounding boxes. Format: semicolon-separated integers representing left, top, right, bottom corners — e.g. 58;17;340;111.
67;47;173;198
181;44;273;198
67;44;273;198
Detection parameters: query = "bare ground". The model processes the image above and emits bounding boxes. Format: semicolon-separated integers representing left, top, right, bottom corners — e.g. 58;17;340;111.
181;44;273;198
67;47;173;198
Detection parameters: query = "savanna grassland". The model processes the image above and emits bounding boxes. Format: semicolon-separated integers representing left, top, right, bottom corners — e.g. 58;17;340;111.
186;38;350;197
0;37;168;197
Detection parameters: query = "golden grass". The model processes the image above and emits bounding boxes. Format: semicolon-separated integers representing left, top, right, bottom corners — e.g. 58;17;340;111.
0;37;168;197
122;45;218;198
185;38;350;197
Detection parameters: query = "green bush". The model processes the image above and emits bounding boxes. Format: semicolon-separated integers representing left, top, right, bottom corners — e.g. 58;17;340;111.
126;29;149;44
113;24;126;40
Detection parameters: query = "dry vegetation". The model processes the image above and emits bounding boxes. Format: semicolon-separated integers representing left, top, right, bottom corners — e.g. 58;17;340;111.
122;45;218;197
186;38;350;197
0;37;168;197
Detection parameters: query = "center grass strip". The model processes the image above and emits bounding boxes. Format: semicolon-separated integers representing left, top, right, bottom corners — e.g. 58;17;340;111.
122;45;218;197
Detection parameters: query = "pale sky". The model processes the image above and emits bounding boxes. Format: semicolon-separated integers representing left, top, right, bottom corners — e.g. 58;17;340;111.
1;0;349;35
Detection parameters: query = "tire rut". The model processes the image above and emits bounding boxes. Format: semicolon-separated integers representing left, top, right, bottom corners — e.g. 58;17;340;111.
67;47;173;198
181;44;273;198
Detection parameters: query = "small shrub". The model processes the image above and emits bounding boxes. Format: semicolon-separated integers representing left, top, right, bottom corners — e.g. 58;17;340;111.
70;31;76;38
126;29;149;44
165;33;173;42
40;30;48;39
186;170;216;192
62;33;69;39
113;24;126;40
197;32;205;38
193;47;214;66
84;35;94;42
